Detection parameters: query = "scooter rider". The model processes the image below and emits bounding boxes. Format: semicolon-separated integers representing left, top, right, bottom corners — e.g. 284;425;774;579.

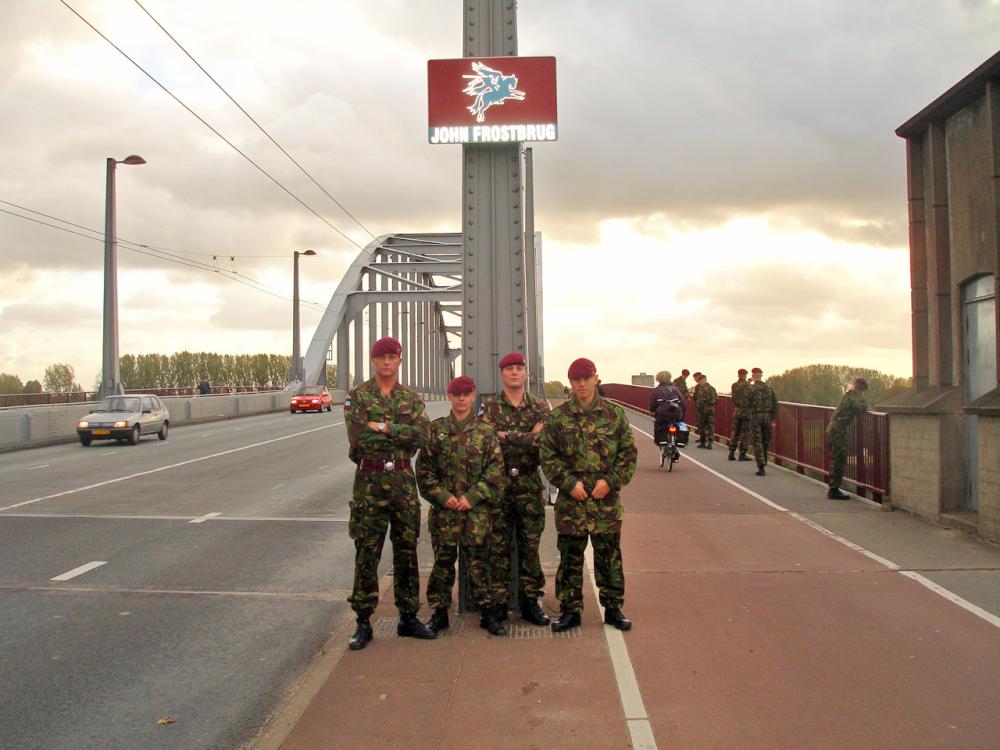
649;371;686;445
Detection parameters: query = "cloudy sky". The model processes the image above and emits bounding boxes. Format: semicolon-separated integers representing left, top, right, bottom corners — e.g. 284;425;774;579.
1;0;998;391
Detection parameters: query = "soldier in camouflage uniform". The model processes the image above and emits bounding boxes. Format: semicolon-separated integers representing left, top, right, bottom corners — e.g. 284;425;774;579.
344;337;436;650
729;368;752;461
748;367;778;476
672;369;691;404
479;352;551;626
417;375;508;636
693;372;719;449
826;377;869;499
539;358;637;632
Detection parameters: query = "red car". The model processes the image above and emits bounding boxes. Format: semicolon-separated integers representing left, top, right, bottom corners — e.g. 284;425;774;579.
290;386;333;413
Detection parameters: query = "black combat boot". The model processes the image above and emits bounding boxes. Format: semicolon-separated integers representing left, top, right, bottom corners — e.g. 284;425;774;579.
348;616;373;651
426;607;450;633
755;466;766;476
705;441;713;450
827;488;849;500
479;605;507;636
603;607;632;631
397;612;437;639
728;451;735;461
520;599;551;626
696;440;707;448
738;453;752;462
551;610;581;633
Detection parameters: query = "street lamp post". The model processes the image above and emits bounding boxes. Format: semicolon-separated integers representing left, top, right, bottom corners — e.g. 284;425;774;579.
291;250;317;383
99;155;146;399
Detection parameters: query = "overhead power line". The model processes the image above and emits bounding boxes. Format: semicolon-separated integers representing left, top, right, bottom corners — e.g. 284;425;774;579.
131;0;375;241
58;0;365;251
0;202;329;312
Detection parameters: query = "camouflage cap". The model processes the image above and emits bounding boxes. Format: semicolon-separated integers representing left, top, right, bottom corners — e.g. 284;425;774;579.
447;375;477;394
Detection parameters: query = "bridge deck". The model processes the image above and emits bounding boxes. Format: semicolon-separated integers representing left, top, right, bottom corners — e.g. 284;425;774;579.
271;411;1000;750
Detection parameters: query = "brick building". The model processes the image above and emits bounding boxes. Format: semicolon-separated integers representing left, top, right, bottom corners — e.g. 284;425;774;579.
882;51;1000;541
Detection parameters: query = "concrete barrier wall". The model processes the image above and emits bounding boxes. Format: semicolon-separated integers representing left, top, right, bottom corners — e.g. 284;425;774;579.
0;389;346;452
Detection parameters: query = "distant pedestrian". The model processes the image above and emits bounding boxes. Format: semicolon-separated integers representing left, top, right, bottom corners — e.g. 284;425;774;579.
729;369;752;462
693;372;718;449
748;367;778;476
479;352;552;627
418;376;508;636
539;358;637;632
343;336;436;650
197;380;211;396
826;377;869;500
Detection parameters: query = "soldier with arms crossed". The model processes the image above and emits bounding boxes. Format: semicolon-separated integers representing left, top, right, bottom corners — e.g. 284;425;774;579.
417;376;508;636
539;358;638;632
344;337;436;650
479;352;552;626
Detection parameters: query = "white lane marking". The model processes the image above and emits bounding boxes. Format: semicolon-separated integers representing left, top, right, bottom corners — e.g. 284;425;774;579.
199;433;211;438
0;421;345;513
585;545;658;749
51;561;107;581
271;484;284;491
103;451;118;457
899;571;1000;628
189;512;221;524
0;512;348;522
3;584;351;601
633;426;788;512
28;465;50;470
630;420;1000;630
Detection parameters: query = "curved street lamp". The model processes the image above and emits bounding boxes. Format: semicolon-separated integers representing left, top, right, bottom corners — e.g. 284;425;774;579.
291;250;317;383
100;155;146;399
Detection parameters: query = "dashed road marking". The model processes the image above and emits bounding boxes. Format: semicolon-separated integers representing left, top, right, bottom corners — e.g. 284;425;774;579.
189;512;222;524
28;465;50;470
51;561;107;581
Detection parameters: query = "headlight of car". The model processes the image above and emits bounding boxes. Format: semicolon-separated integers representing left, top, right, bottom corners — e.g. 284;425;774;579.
78;421;89;428
113;420;128;428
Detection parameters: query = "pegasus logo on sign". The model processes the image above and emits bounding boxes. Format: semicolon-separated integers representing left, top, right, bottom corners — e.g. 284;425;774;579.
462;62;525;123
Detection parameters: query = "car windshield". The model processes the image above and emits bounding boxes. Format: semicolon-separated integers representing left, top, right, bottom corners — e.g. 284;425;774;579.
95;396;142;413
297;387;325;395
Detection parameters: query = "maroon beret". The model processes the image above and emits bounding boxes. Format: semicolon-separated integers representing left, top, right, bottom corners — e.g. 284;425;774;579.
567;358;597;380
854;377;869;390
752;367;763;373
370;336;401;358
447;375;476;394
693;372;703;379
681;369;690;377
498;352;526;369
738;368;748;376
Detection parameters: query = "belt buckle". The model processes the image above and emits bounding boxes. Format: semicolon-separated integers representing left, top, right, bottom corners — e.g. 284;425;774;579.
384;460;395;472
509;467;519;477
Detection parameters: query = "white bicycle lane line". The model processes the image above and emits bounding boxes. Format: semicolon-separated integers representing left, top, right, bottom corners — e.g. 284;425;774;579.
632;423;1000;630
0;422;345;513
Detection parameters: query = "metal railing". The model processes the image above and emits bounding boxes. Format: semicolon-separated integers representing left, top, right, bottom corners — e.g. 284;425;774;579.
0;386;285;409
603;383;890;501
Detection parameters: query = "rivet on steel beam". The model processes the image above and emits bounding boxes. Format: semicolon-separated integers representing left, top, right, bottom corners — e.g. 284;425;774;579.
513;218;520;224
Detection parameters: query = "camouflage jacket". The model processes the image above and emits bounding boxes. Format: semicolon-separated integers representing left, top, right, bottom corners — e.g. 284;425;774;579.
416;413;506;509
478;390;550;471
538;396;638;535
748;380;778;419
827;389;868;435
344;378;430;463
694;382;718;412
671;376;689;399
731;379;751;414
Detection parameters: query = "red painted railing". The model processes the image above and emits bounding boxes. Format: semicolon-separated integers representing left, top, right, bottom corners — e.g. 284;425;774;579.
603;383;890;501
0;386;285;408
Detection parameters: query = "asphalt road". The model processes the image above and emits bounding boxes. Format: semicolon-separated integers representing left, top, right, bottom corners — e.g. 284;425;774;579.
0;402;448;750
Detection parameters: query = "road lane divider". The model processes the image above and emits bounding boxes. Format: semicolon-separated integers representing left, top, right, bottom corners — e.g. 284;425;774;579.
0;421;344;513
190;512;222;524
630;422;1000;631
28;465;50;470
51;561;107;581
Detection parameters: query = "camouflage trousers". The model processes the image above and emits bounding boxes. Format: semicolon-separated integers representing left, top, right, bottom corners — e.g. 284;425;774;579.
731;411;750;455
427;503;494;610
828;427;849;489
750;414;773;468
489;475;547;604
696;408;715;443
348;469;421;616
556;532;624;613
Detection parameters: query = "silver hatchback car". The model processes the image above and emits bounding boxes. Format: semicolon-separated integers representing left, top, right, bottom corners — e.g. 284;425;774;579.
76;395;170;446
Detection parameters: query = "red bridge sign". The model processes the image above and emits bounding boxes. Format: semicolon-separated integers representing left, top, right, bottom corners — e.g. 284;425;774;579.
427;56;558;144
